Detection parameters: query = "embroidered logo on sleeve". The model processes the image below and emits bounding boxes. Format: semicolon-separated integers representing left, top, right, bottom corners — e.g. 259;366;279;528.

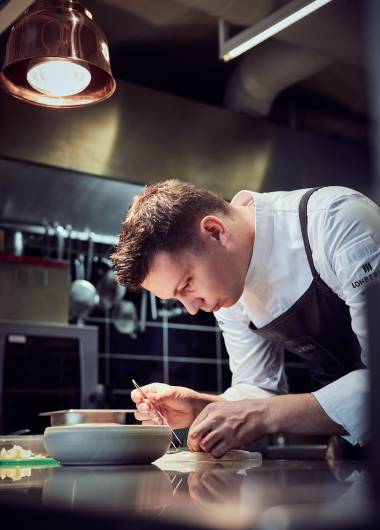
362;263;372;273
352;262;379;288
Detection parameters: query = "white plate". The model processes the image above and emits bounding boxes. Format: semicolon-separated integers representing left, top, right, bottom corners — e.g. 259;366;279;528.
154;449;262;472
43;424;172;466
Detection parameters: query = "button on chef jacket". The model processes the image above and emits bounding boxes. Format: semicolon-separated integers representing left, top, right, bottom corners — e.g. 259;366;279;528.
215;186;380;447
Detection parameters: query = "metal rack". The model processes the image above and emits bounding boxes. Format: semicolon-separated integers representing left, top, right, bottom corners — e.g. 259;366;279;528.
0;220;118;247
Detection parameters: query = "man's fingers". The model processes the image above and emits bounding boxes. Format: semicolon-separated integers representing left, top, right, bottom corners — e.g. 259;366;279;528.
187;437;202;452
134;400;165;425
131;389;143;404
147;386;177;405
134;410;152;421
134;409;163;424
131;382;175;406
131;384;160;404
198;430;224;453
188;412;214;443
187;423;212;452
187;428;203;451
142;418;160;425
210;439;231;459
136;400;154;413
134;399;162;421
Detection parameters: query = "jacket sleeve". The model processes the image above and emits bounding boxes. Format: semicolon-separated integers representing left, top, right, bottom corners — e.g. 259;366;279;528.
215;301;288;400
312;192;380;446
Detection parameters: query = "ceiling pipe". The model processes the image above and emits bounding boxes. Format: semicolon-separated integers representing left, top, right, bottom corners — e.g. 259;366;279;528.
173;0;333;117
173;0;366;143
223;39;332;116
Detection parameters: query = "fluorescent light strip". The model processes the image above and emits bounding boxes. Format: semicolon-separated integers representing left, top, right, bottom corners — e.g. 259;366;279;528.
0;0;34;34
222;0;334;61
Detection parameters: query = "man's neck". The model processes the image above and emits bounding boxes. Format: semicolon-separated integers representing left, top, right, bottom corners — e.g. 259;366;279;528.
231;203;256;279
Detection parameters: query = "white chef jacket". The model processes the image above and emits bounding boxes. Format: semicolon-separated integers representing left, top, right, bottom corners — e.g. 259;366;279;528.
215;186;380;446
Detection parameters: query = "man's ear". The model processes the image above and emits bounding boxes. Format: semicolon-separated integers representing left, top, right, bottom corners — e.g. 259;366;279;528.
199;215;228;245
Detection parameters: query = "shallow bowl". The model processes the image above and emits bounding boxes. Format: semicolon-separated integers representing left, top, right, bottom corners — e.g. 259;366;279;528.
43;424;172;465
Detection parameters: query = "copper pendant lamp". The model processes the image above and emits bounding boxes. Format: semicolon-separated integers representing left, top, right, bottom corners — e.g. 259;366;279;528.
0;0;116;108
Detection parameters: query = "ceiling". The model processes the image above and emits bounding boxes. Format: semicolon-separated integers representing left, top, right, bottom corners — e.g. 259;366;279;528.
0;0;370;143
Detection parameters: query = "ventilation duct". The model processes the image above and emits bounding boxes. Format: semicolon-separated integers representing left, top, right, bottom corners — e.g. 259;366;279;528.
173;0;332;116
224;39;332;116
174;0;364;141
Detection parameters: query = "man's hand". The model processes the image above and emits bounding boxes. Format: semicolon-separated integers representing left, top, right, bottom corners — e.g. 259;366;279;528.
187;399;269;458
131;382;221;429
187;393;347;458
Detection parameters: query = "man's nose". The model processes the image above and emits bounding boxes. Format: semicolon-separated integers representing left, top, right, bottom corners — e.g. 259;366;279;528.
180;296;201;315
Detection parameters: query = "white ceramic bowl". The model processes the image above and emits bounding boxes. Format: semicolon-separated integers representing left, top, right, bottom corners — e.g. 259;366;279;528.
43;424;172;465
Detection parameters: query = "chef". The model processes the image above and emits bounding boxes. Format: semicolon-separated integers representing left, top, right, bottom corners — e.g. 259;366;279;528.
111;180;380;458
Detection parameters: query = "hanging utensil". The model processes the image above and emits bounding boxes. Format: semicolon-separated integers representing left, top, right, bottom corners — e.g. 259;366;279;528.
158;299;187;319
150;292;158;320
86;233;95;282
54;223;65;261
4;228;23;256
139;289;148;333
69;235;99;323
65;225;73;261
43;221;52;259
112;299;138;338
97;264;126;311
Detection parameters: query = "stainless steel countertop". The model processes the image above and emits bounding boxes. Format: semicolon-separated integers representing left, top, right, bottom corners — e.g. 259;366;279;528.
0;456;372;530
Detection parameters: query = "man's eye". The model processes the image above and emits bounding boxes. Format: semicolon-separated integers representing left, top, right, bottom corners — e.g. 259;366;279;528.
183;280;191;290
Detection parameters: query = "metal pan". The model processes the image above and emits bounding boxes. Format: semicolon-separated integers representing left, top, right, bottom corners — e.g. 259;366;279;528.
39;409;139;427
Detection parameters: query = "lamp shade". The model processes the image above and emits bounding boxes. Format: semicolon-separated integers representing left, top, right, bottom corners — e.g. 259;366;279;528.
0;0;116;108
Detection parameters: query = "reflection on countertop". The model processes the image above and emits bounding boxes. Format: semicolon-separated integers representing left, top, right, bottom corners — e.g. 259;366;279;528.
0;454;373;530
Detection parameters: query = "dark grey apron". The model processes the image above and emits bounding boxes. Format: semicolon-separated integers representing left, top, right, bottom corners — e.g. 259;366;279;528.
249;187;364;390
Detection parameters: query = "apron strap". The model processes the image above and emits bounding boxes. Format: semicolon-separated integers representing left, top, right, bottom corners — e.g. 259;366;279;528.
299;187;324;281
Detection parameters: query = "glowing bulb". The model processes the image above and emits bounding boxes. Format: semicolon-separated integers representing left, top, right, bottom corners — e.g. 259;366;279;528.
27;60;91;97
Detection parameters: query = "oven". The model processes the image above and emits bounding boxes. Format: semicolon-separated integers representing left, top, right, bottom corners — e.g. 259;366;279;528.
0;320;98;434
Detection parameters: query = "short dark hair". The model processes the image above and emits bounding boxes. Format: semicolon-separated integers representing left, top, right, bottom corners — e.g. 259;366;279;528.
111;179;229;290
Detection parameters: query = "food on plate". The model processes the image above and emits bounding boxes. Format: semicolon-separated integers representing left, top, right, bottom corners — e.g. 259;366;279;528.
0;444;46;461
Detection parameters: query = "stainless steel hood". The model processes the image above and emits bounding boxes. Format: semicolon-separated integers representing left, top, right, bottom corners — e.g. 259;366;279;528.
0;78;371;203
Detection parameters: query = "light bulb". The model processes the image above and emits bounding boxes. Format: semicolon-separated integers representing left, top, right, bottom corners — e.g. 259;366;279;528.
27;60;91;97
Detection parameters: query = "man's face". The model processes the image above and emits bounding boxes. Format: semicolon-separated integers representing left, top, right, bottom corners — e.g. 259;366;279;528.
142;246;245;315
